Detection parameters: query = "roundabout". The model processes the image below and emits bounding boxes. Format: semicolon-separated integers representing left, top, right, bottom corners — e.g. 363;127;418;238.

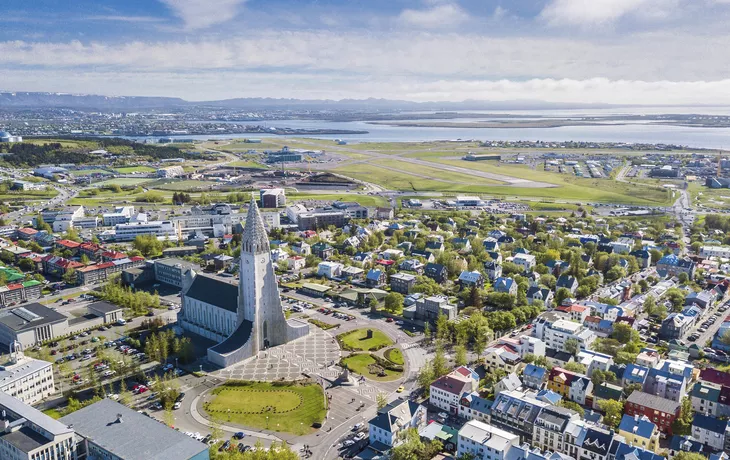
201;381;326;435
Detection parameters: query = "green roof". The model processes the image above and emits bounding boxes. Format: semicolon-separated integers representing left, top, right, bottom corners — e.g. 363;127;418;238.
0;268;25;282
22;280;41;287
301;283;332;293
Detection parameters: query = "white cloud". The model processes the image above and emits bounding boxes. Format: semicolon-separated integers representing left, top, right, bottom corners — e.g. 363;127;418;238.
540;0;677;26
159;0;247;30
80;15;164;23
398;2;470;29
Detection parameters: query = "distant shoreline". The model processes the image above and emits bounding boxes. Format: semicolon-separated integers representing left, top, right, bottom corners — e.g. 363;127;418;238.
366;120;730;129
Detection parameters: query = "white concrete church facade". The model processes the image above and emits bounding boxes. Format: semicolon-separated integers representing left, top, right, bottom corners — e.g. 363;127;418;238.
179;199;309;368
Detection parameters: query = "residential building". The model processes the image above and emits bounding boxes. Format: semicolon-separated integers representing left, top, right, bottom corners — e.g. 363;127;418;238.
390;273;417;294
546;367;593;405
415;295;456;322
522;364;548;390
527;287;554;307
556;275;579;294
0;281;42;307
644;359;693;402
459;270;485;289
691;381;730;417
533;317;596;353
625;391;681;434
691;413;729;452
618;415;660;453
430;367;479;414
458;391;493;423
0;391;75;460
484;260;502;281
424;263;448;283
457;420;518;460
368;399;427;449
513;253;536;273
60;399;208;460
260;188;286;208
317;261;343;279
365;269;386;287
312;242;335;260
494;277;517;295
656;254;695;279
489;389;549;443
483;343;522;373
532;405;580;455
660;313;694;340
102;206;135;226
287;256;305;271
700;245;730;259
592;382;623;411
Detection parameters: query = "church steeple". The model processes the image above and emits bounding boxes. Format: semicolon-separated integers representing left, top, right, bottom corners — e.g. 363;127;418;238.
242;197;270;254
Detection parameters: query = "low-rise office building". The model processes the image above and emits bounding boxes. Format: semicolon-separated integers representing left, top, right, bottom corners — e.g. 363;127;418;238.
114;220;179;242
0;303;69;349
0;391;75;460
60;399;209;460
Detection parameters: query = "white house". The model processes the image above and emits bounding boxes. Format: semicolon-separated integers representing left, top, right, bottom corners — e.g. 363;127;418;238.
430;367;479;414
457;420;519;460
368;399;428;449
513;253;536;273
317;261;343;279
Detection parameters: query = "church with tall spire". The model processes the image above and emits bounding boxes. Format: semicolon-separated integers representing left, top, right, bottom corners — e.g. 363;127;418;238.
178;198;309;368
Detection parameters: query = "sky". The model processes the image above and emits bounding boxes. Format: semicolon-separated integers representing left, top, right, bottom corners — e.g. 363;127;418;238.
2;0;730;105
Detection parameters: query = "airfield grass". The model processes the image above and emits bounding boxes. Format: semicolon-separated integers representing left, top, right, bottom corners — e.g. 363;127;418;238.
204;381;325;434
114;166;156;173
152;180;221;191
92;178;155;187
288;193;388;207
228;160;268;168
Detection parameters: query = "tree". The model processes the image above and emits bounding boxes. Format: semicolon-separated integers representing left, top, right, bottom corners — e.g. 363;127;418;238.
417;362;434;396
611;323;635;345
62;268;77;285
559;400;585;417
591;369;617;386
435;312;449;343
673;453;710;460
384;292;404;314
564;338;580;356
671;397;694;436
563;361;587;374
432;345;448;378
17;257;35;272
455;345;468;367
665;288;687;311
623;382;643;398
598;399;623;428
485;311;516;332
377;392;388;410
35;214;51;232
423;322;432;343
555;287;571;306
678;272;689;284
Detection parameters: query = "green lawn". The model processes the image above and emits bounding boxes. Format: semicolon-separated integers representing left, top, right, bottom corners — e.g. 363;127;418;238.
72;169;113;176
384;348;404;365
341;354;402;382
204;381;325;434
114;166;156;173
337;328;393;351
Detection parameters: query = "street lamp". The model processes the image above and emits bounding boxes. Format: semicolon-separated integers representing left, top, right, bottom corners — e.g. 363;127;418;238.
266;415;269;429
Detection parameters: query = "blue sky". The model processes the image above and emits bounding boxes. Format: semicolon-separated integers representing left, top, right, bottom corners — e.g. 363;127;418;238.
1;0;730;104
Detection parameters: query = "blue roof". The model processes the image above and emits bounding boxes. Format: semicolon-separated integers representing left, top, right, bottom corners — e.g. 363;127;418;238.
669;435;704;453
693;413;730;434
613;442;664;460
494;277;515;292
366;269;383;280
523;364;547;380
619;414;656;439
623;364;649;384
536;389;562;405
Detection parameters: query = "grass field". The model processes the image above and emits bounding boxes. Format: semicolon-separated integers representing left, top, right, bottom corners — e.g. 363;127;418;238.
338;328;393;351
384;348;404;365
288;193;388;207
114;166;156;173
204;381;325;434
340;354;402;382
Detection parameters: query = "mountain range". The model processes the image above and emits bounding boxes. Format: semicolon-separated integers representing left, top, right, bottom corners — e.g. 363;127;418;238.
0;91;617;112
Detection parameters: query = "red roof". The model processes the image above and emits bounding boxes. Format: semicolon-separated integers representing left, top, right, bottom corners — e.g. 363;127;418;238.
376;259;395;266
585;315;601;324
430;375;471;396
17;228;38;235
102;251;127;259
97;262;115;269
557;304;587;313
6;283;22;291
79;242;102;251
129;256;145;262
56;239;81;248
700;368;730;387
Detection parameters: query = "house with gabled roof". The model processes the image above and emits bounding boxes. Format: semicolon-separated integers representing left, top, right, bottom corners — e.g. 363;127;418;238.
368;398;427;450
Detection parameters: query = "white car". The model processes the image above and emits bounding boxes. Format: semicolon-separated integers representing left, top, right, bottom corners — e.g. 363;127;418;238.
343;440;355;447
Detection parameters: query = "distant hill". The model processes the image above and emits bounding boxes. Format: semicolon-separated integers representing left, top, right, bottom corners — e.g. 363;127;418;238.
0;92;187;110
0;91;614;112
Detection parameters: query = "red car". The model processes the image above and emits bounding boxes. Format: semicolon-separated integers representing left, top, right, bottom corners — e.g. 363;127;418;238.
385;318;394;323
